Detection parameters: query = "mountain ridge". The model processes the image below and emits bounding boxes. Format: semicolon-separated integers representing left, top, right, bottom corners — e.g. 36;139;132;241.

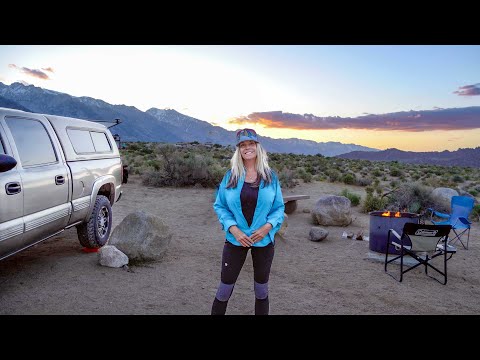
337;147;480;168
0;81;378;156
5;81;480;160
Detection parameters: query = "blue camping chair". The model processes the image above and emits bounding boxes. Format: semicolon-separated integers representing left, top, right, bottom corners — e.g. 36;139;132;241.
427;196;474;250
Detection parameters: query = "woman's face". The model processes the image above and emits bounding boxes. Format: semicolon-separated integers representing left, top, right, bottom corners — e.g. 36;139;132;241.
239;140;257;161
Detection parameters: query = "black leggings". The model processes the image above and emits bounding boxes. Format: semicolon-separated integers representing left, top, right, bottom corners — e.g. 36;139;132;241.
211;241;275;315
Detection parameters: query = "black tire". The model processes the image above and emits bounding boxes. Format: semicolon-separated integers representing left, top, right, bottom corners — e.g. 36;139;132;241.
77;195;112;248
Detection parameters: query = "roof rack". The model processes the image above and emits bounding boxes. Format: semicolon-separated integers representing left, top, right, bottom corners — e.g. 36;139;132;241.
90;118;122;129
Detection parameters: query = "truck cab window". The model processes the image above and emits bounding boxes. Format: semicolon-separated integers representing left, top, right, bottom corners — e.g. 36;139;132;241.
6;118;57;166
91;131;112;152
67;129;95;153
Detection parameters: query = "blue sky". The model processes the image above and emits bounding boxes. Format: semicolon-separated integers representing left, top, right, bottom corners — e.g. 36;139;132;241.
0;45;479;151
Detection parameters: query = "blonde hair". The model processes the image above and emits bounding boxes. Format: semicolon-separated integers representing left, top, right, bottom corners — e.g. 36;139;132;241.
227;142;272;188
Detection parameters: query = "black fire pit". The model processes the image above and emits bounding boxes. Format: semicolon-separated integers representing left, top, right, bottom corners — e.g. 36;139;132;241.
369;211;420;254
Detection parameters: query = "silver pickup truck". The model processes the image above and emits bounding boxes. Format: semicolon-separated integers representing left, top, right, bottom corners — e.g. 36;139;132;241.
0;107;124;261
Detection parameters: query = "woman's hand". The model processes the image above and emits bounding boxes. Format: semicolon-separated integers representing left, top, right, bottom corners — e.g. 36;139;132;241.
229;225;254;247
251;223;273;243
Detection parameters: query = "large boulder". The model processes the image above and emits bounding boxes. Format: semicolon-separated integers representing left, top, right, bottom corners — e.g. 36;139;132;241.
458;190;479;205
311;195;352;226
431;187;459;211
108;210;172;261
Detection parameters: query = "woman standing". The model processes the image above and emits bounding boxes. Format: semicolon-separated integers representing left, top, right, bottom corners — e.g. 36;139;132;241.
211;128;284;315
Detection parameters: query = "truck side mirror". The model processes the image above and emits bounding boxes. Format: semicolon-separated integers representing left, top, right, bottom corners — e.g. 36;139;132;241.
0;154;17;173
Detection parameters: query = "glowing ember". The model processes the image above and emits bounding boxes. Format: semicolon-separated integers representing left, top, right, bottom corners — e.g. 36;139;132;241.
381;211;401;217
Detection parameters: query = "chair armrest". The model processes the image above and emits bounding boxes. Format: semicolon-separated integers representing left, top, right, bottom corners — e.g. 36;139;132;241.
436;243;457;253
431;210;450;219
389;229;401;241
458;217;472;226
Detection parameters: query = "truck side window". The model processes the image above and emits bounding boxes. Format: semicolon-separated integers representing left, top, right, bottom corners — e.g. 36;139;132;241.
6;118;57;166
67;129;112;154
67;129;95;153
91;131;112;152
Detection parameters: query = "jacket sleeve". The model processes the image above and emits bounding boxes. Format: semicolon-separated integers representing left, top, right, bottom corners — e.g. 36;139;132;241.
266;172;285;229
213;171;237;232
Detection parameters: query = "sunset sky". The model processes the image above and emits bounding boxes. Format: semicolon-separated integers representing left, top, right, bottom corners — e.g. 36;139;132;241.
0;45;479;152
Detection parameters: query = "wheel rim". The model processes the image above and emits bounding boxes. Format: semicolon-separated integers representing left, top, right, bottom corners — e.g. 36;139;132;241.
97;205;110;238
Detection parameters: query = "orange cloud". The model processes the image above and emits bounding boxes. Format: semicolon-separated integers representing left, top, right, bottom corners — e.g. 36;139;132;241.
228;108;480;132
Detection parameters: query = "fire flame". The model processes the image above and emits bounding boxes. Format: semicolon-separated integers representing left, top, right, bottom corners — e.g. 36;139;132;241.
381;211;401;217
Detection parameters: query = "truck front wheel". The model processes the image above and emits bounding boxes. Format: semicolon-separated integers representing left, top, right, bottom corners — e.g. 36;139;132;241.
77;195;112;248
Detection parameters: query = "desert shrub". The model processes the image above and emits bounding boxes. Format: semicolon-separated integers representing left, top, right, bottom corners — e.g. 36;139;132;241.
327;169;341;182
342;173;356;185
278;168;297;188
356;177;372;186
362;193;387;213
300;171;313;183
304;165;314;175
422;177;444;188
141;170;165;187
145;159;161;171
141;145;226;188
340;189;361;206
271;162;283;172
171;154;224;187
139;147;154;155
372;169;382;177
384;182;437;214
472;205;480;222
452;175;464;183
390;168;402;177
127;143;140;151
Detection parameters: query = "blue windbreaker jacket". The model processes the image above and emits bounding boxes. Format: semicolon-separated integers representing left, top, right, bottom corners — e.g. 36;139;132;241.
213;169;285;247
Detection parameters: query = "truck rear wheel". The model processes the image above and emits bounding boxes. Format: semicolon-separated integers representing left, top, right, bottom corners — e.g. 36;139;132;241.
77;195;112;248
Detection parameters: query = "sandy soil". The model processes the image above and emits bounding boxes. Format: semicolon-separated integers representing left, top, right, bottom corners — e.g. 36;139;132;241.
1;176;479;315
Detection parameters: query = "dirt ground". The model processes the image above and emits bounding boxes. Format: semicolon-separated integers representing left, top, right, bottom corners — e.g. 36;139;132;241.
1;176;479;315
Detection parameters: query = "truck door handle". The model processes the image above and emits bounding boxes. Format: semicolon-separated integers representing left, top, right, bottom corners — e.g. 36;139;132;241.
6;182;21;195
55;175;65;185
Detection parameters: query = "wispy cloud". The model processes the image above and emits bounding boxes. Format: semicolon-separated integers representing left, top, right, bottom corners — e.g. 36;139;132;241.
447;136;463;142
8;64;52;80
453;83;480;96
42;67;55;73
228;107;480;132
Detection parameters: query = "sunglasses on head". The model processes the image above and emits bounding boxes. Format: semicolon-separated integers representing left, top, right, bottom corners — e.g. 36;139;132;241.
236;128;257;136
